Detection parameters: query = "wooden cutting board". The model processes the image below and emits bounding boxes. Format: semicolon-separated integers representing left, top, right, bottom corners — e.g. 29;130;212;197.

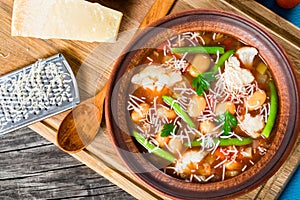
1;0;299;199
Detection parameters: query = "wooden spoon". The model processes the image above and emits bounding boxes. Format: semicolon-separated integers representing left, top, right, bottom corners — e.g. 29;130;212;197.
57;83;107;153
56;0;177;153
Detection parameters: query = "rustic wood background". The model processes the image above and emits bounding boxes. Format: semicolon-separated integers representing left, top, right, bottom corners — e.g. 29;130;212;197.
0;127;134;199
0;0;299;199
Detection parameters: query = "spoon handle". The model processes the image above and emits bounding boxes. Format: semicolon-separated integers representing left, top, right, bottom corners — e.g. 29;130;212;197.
94;83;108;111
139;0;176;28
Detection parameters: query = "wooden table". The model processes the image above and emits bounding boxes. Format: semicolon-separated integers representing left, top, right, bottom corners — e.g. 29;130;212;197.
0;127;135;199
1;0;299;199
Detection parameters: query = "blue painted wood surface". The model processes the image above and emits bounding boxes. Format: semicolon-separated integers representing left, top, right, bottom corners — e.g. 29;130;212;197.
257;0;300;27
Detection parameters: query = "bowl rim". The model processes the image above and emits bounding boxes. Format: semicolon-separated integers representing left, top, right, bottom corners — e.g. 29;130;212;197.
105;8;300;199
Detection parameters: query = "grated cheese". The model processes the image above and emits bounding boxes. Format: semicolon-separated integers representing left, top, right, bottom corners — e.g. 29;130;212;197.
211;140;220;155
222;164;226;181
128;31;273;183
0;60;74;128
205;174;215;182
214;159;228;170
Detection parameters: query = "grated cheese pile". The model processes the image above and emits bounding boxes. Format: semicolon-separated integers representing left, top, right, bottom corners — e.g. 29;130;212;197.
0;60;74;129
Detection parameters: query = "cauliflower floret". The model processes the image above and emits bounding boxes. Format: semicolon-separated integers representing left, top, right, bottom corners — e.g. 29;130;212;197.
236;46;258;68
223;56;254;90
131;65;182;91
239;114;265;138
226;55;241;70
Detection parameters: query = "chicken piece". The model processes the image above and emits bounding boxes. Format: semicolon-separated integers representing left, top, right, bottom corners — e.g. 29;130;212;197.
236;46;258;69
131;65;182;91
174;150;208;174
239;113;265;138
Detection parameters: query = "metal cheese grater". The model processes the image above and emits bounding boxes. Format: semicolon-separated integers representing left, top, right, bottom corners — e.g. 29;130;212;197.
0;54;80;135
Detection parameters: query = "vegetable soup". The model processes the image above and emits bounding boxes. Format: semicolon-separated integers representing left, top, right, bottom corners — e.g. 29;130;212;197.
127;31;277;183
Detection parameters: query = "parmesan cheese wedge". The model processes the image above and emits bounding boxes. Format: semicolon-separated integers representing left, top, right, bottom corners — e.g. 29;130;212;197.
11;0;123;42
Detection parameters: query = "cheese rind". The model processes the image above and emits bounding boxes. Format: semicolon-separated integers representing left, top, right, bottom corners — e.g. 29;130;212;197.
11;0;123;42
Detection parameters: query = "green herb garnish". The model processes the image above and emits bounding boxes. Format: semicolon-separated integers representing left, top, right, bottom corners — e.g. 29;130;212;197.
216;111;238;136
192;72;216;96
161;123;177;137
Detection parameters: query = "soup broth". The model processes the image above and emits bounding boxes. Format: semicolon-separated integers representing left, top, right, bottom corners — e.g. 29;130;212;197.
127;31;276;183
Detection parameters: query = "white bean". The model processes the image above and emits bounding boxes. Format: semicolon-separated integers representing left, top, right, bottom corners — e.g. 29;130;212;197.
187;54;211;77
155;131;170;148
215;102;236;116
187;95;206;117
168;137;183;154
157;107;177;120
199;120;215;135
131;103;150;123
246;90;266;111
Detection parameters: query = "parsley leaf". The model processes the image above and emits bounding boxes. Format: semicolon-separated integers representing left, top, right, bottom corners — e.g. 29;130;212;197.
216;111;237;136
161;123;177;137
192;72;216;96
202;72;216;82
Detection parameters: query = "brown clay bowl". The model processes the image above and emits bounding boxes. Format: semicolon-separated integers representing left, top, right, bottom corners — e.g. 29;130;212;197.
105;9;300;199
